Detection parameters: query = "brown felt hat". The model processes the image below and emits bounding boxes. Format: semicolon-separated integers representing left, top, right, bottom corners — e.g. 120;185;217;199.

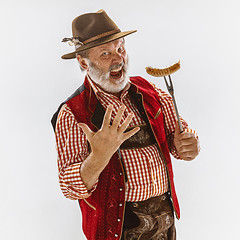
61;9;137;59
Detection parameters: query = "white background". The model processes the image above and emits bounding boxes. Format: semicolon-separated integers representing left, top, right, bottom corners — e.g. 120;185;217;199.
1;0;240;239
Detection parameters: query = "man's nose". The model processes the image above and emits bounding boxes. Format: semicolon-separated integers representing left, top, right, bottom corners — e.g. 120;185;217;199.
112;52;123;64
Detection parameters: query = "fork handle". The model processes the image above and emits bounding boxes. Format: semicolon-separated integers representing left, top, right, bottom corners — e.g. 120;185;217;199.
171;93;183;133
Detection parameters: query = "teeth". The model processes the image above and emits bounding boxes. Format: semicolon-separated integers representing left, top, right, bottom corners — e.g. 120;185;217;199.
111;67;122;72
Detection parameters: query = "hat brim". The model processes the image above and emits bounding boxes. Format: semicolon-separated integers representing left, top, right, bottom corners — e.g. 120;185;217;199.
61;30;137;59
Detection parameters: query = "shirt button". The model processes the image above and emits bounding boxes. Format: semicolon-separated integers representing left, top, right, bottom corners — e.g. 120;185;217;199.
149;158;153;163
115;234;118;237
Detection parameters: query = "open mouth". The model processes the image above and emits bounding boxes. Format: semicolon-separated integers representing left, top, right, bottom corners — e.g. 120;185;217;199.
110;67;123;79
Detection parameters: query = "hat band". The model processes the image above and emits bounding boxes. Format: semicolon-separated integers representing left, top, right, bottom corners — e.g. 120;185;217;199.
83;29;121;44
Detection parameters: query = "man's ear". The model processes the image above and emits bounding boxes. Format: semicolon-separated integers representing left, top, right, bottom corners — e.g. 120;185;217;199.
77;55;88;70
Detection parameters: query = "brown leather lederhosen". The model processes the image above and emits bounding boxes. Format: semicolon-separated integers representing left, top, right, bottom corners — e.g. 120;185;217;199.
121;193;176;240
120;124;176;240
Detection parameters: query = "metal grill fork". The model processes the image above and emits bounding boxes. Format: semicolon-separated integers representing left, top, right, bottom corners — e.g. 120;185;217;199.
163;75;183;133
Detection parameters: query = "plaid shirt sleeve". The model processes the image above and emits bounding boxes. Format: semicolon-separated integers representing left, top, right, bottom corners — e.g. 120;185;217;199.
150;83;198;159
55;104;98;200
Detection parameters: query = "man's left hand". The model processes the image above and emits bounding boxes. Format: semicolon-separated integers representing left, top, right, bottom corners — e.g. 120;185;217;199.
173;122;200;161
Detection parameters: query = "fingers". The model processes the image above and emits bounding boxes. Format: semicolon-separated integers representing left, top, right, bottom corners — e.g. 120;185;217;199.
78;123;93;140
178;144;198;154
178;137;198;154
102;104;133;131
178;131;195;141
122;127;140;142
181;156;195;161
179;151;198;161
101;104;113;129
117;112;134;134
100;104;137;141
177;137;197;149
174;121;181;136
112;105;126;128
176;137;199;161
174;128;199;161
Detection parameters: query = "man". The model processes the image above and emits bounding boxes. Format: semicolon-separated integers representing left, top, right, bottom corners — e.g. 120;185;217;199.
51;9;200;240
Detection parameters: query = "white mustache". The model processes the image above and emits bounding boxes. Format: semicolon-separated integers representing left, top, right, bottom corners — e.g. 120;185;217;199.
109;62;124;72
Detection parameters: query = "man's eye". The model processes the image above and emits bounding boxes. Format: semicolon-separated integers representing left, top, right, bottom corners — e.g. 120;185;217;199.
119;46;124;52
102;52;109;56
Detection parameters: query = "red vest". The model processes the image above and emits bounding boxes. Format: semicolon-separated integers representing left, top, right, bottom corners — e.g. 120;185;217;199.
52;76;180;240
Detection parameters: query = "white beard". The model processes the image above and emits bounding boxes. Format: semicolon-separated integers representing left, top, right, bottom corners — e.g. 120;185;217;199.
87;59;129;94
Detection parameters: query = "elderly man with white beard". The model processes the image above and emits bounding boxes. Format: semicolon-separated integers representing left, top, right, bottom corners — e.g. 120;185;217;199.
51;10;200;240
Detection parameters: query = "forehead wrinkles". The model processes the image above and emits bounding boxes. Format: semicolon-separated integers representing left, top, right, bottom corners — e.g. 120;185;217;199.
97;39;124;52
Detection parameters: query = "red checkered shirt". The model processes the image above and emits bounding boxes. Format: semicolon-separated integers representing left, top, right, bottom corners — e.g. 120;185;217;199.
55;77;195;202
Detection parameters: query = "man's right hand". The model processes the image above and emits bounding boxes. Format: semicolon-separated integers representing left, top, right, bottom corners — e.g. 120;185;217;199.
78;104;140;190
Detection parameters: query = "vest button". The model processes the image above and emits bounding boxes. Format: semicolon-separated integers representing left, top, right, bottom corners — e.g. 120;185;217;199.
119;188;123;191
115;234;118;237
162;195;167;201
119;203;123;207
119;172;122;176
132;203;138;208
